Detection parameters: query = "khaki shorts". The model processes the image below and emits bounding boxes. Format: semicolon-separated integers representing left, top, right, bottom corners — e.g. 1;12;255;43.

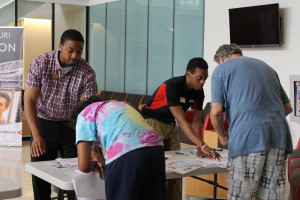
146;118;180;151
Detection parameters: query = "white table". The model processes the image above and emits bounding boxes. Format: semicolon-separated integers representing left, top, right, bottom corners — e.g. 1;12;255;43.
26;150;227;200
165;150;227;179
0;176;22;199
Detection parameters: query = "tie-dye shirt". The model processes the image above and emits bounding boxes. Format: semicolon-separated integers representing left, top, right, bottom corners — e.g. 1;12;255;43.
76;101;163;164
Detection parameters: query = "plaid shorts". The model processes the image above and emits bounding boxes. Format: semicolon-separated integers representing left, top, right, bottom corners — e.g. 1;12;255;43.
227;148;286;200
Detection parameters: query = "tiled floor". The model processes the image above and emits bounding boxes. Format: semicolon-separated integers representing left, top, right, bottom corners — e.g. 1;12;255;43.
0;140;33;200
0;140;291;200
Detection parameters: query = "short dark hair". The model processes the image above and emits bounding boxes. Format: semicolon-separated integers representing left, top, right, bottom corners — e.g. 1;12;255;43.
186;57;208;74
69;95;103;129
60;29;84;45
214;44;243;63
0;91;10;106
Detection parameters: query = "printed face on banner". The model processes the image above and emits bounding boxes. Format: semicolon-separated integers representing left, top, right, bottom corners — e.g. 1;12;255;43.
0;97;9;117
0;90;11;124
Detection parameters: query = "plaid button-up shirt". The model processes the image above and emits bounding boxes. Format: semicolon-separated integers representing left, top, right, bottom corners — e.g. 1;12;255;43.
26;50;98;121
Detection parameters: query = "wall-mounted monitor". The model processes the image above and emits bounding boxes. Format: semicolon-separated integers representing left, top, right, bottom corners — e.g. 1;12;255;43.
229;3;281;48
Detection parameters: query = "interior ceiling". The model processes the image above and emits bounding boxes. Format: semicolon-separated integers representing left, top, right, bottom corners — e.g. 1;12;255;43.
24;0;119;6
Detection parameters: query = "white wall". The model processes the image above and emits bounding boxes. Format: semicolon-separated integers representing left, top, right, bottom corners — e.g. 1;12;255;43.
55;4;86;58
20;18;51;88
204;0;300;148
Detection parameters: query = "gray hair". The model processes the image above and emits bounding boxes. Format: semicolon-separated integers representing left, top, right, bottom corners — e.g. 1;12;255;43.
213;44;243;63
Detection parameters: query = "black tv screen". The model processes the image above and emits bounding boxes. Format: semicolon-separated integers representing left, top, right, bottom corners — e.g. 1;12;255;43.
229;4;280;47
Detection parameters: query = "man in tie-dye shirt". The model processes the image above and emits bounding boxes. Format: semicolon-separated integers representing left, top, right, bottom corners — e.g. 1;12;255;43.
71;95;166;200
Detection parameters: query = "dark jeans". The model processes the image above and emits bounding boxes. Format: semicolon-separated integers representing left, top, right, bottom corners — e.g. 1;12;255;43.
31;117;77;200
146;118;182;200
105;146;166;200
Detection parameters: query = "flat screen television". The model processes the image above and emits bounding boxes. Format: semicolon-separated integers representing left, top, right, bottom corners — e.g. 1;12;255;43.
229;3;281;47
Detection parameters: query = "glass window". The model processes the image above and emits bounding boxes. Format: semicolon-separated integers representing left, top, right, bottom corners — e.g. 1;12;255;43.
105;1;126;92
125;0;148;94
173;0;205;76
147;0;174;95
88;0;205;95
18;0;45;19
89;4;106;90
0;0;15;26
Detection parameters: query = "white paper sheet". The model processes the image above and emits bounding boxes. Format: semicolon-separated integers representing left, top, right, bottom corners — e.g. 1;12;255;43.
72;170;106;200
55;157;78;168
164;154;173;159
166;159;204;174
195;157;228;168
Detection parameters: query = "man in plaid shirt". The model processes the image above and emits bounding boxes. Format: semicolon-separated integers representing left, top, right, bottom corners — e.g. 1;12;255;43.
24;29;98;200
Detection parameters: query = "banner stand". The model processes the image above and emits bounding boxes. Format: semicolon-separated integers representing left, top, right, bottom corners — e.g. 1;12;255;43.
0;27;24;147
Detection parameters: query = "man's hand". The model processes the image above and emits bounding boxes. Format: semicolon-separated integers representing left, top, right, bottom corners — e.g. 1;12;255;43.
196;145;221;160
219;134;229;146
196;148;206;157
30;136;46;157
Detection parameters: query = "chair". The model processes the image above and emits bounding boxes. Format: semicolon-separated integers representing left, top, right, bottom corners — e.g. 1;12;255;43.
202;113;229;132
202;113;229;149
125;94;144;108
291;168;300;200
140;95;152;105
288;149;300;182
201;102;211;124
111;92;128;101
289;150;300;200
297;138;300;150
202;114;214;132
98;91;114;101
138;95;152;110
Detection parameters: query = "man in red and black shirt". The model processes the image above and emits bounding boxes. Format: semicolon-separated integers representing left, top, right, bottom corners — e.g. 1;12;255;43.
24;29;98;200
142;57;218;200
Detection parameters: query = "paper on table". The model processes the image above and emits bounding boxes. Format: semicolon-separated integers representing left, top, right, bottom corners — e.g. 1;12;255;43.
72;170;106;200
164;154;173;159
55;158;78;168
195;157;228;168
166;159;204;174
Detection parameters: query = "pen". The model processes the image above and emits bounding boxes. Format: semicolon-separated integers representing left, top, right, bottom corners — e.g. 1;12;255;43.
175;152;185;155
212;148;223;151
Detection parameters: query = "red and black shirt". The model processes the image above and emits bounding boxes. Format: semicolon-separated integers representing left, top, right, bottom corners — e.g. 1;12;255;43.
142;76;204;123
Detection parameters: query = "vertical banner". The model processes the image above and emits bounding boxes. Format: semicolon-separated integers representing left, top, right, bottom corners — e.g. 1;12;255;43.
0;27;23;146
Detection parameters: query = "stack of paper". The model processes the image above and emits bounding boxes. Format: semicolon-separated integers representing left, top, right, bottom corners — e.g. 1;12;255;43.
166;159;204;174
195;157;228;168
55;158;78;168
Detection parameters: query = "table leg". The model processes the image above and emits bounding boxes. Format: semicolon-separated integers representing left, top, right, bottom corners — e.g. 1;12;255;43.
213;174;217;200
182;177;186;200
57;189;65;200
191;173;227;200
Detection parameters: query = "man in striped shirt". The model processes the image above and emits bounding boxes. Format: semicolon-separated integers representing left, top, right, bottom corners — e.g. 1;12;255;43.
24;29;98;200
